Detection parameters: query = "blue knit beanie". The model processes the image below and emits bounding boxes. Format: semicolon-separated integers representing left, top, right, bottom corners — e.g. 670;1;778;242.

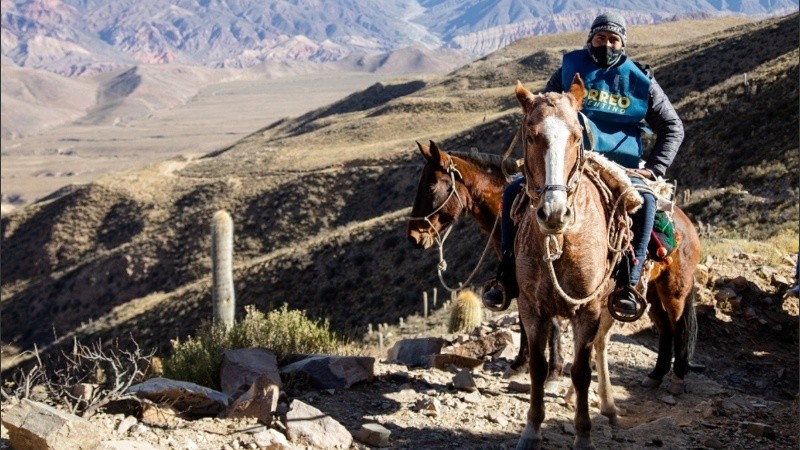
587;12;627;46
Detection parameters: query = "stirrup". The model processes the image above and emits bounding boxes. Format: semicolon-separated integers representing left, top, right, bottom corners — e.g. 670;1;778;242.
608;287;647;322
482;279;511;312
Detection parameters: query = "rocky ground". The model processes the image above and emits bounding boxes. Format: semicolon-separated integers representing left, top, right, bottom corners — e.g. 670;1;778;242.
1;251;798;450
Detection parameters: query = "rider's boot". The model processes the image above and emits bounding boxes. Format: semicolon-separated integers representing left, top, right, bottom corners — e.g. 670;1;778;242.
611;285;638;317
610;256;639;319
482;250;518;311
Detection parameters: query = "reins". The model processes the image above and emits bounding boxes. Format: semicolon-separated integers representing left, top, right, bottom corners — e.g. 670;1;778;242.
518;110;634;307
407;160;498;293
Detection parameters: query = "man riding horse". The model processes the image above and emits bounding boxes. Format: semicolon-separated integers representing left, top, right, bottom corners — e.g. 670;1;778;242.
482;12;685;320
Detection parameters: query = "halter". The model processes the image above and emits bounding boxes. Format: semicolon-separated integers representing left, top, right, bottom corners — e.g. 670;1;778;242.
521;121;587;217
407;159;499;292
407;160;465;247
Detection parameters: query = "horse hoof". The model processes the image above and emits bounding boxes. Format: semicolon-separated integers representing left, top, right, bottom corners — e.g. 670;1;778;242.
515;438;542;450
573;437;596;450
641;376;661;388
503;366;526;379
668;377;686;395
601;407;624;426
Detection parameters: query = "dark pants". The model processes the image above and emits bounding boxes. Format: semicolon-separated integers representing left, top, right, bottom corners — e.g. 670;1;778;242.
498;174;656;287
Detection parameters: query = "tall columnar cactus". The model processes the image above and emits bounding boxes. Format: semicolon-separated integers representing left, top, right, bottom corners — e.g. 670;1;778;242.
448;290;483;334
211;210;235;331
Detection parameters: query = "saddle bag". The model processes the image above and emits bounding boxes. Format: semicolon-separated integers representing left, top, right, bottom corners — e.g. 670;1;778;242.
648;211;679;262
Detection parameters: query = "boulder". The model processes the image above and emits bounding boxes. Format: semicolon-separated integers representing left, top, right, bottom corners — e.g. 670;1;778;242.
280;355;374;389
127;377;230;416
284;399;352;448
219;374;280;424
1;399;101;450
220;348;282;396
387;338;447;367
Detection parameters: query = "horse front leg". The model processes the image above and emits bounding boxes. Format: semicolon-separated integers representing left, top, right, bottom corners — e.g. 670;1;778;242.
544;318;564;393
571;315;600;450
594;311;620;425
508;318;529;375
517;314;549;450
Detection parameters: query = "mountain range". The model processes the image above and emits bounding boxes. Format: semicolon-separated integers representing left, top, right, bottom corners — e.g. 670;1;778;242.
2;0;796;76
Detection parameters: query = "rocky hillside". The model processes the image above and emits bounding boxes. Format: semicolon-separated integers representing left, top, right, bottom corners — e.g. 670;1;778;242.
1;13;797;381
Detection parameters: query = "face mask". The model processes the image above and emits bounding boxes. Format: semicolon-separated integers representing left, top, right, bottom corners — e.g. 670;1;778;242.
588;45;623;68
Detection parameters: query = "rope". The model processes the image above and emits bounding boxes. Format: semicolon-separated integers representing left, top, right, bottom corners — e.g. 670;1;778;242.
407;159;500;293
434;124;524;293
437;211;500;293
500;122;524;181
540;167;634;307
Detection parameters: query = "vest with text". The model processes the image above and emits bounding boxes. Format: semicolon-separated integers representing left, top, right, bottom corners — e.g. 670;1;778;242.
562;49;651;168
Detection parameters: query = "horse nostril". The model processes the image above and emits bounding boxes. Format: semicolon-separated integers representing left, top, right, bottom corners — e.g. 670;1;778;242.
565;207;574;219
408;235;422;248
536;207;548;222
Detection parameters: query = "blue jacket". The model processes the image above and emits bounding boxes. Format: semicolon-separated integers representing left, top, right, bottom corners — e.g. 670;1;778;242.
544;49;684;176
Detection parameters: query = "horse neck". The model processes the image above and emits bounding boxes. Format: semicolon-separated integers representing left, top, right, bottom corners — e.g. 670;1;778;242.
454;158;504;235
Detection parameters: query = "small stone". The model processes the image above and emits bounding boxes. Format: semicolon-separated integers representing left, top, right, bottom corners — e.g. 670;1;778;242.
715;287;737;302
660;394;677;405
452;369;477;392
461;391;482;404
742;421;776;439
355;423;391;447
414;398;442;417
116;415;138;435
703;438;725;449
562;423;575;435
253;428;289;449
486;411;508;427
507;380;530;393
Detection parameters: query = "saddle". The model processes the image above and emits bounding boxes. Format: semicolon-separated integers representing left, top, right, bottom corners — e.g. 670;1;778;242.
509;152;680;264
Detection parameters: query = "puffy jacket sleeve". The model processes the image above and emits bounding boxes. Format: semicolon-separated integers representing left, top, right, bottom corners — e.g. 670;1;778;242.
644;77;684;177
543;68;563;93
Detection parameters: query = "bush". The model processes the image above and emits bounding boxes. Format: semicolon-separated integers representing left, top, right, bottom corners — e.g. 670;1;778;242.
163;304;340;389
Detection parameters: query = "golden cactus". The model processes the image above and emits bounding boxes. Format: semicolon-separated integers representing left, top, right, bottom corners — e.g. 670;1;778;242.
448;290;483;333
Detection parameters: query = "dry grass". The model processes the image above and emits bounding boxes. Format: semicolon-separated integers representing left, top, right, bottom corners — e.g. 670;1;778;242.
1;13;797;377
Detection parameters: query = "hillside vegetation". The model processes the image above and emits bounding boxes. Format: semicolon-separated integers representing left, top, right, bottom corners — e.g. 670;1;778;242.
1;14;797;374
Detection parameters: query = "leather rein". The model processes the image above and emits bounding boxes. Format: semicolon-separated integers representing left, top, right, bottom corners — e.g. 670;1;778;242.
407;160;498;292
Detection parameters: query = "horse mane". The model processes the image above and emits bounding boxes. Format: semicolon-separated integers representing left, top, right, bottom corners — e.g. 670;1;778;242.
449;150;521;181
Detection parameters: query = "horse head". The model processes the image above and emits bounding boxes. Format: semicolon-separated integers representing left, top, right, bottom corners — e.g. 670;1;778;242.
515;74;586;235
407;140;468;249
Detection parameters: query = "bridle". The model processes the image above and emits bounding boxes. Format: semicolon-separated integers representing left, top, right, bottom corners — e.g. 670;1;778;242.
522;111;589;204
407;159;465;249
407;159;497;292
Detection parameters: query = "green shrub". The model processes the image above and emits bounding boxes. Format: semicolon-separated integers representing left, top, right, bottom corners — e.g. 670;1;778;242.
226;304;339;362
163;304;339;389
162;322;228;389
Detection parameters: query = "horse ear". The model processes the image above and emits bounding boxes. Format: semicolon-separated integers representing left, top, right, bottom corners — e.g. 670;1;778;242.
568;73;585;111
416;140;433;161
515;80;534;111
429;140;450;168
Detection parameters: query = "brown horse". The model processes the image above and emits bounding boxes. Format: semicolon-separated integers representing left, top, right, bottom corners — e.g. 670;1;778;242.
406;141;563;380
512;74;700;449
